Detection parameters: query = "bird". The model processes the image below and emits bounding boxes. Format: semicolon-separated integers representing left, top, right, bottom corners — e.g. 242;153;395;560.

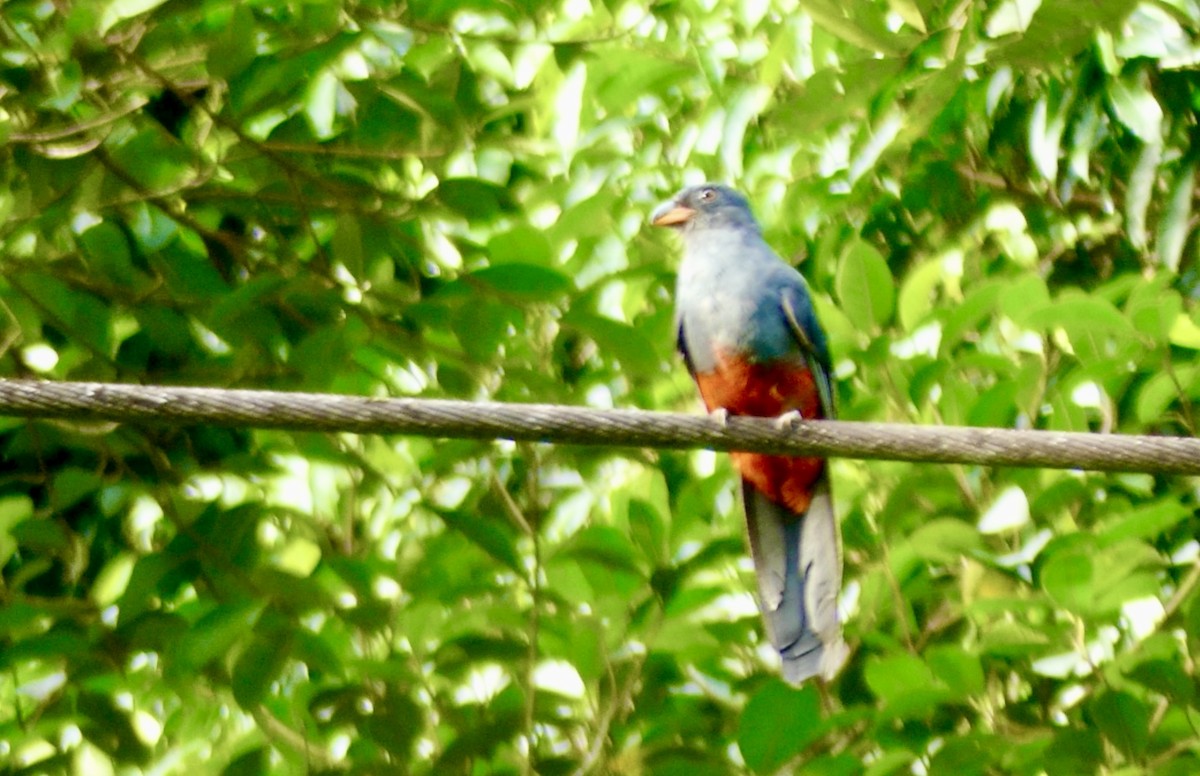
652;183;847;684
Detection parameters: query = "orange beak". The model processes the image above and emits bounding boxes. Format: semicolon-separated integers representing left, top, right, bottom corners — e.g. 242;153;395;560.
651;203;695;226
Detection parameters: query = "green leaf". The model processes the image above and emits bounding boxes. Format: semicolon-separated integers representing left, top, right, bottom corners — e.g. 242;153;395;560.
595;53;693;112
1135;369;1191;424
206;6;258;80
487;224;554;266
928;733;1003;774
11;518;72;555
907;518;981;564
176;602;264;670
1090;690;1149;758
1099;499;1191;545
78;221;152;292
1044;729;1103;775
270;537;322;577
1028;92;1068;181
863;750;916;776
467;264;572;300
1126;659;1194;705
721;86;770;177
206;275;287;347
897;258;943;330
1169;314;1200;348
978;620;1051;656
134;306;194;356
361;693;423;757
738;680;822;773
451;300;520;361
439;509;523;576
333;213;365;279
224;747;271;776
996;273;1050;326
77;691;152;763
1187;594;1200;653
996;0;1139;65
51;467;102;512
1157;160;1195;272
864;653;936;704
434;178;516;220
1024;294;1127;333
774;59;904;135
0;495;34;568
99;0;169;33
1108;75;1164;143
1125;140;1161;249
293;628;345;678
1040;548;1093;611
16;271;113;356
559;525;644;578
941;280;1004;350
797;0;910;54
986;0;1039;36
107;126;195;191
564;312;661;376
91;553;136;606
303;69;341;139
926;646;985;698
233;630;293;707
886;0;925;31
836;240;895;330
628;499;667;566
1025;292;1137;359
1126;281;1181;342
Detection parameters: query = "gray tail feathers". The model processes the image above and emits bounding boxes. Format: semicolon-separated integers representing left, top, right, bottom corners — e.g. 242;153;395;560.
742;478;847;684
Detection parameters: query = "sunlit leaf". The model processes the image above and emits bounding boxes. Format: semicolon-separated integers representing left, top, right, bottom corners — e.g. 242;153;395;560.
1108;74;1164;142
1169;314;1200;349
836;240;895;330
1126;140;1162;249
467;264;572;300
1156;159;1195;272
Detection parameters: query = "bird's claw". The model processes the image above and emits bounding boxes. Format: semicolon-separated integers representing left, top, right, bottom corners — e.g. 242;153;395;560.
775;410;803;431
709;408;730;427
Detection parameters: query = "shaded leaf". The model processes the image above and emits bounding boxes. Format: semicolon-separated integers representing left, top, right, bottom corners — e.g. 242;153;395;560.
738;680;822;773
1090;690;1149;759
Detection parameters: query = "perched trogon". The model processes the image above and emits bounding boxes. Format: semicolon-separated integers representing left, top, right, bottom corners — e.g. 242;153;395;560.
653;183;847;684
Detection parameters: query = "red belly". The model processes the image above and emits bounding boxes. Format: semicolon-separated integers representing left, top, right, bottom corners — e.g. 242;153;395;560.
694;353;825;514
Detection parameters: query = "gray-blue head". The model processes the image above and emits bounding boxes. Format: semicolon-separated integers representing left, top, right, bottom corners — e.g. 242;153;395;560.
651;183;761;234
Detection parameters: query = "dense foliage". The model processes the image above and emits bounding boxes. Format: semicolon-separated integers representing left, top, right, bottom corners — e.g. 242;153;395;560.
3;0;1200;772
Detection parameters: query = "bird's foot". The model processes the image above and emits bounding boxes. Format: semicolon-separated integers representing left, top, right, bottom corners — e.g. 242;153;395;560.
709;408;730;427
775;410;803;431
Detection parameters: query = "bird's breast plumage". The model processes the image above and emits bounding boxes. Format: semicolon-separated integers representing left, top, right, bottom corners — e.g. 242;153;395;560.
693;350;826;513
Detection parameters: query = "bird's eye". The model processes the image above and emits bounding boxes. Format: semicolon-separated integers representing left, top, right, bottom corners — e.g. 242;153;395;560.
698;188;717;202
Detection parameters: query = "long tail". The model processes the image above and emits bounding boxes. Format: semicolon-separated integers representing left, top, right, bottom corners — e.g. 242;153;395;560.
743;477;847;684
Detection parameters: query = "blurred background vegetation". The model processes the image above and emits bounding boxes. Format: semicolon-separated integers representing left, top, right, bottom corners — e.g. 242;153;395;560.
3;0;1200;773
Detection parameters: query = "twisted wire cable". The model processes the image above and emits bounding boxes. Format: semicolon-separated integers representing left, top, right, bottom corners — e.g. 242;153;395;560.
0;379;1196;473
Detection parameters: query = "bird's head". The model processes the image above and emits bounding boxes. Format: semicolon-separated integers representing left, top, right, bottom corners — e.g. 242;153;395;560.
651;183;760;234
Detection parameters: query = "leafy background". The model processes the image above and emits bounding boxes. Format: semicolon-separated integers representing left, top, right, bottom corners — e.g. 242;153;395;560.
3;0;1200;773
